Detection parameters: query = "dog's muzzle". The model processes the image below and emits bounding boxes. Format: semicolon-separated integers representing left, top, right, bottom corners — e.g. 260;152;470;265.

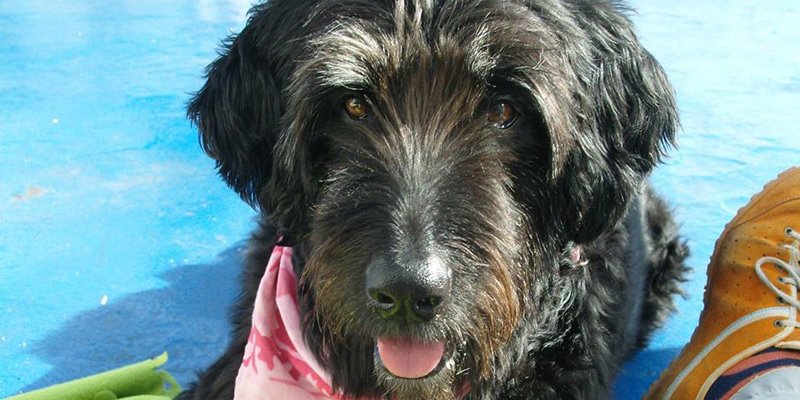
365;254;452;379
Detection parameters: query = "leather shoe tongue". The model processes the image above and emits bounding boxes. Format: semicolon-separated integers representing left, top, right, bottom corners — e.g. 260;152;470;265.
377;336;445;379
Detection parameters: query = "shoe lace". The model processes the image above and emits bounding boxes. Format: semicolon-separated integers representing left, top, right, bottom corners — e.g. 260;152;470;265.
755;227;800;328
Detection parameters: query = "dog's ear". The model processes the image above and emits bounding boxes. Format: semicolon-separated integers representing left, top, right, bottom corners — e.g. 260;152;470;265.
187;18;282;210
553;8;679;243
188;6;316;242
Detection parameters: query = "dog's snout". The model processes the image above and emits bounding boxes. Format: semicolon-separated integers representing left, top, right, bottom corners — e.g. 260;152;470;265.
366;255;451;321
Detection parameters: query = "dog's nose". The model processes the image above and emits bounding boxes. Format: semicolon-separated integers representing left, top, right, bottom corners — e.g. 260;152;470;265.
365;255;451;322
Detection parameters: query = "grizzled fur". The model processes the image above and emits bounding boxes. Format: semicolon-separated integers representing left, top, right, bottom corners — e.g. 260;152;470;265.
179;0;688;399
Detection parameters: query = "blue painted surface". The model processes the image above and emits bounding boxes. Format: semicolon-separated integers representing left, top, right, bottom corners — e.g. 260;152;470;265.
0;0;256;395
0;1;797;398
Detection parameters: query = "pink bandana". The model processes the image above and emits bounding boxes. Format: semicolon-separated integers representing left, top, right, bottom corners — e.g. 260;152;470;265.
234;245;343;399
232;245;495;399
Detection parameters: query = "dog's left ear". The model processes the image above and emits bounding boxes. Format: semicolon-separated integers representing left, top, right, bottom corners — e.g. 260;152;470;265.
555;8;679;243
187;21;282;208
188;5;316;241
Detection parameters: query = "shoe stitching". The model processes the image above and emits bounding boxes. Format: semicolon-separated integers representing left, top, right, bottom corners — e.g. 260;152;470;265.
723;167;800;234
726;198;800;234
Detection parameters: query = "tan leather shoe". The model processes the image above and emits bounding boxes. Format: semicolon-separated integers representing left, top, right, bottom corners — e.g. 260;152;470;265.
646;167;800;400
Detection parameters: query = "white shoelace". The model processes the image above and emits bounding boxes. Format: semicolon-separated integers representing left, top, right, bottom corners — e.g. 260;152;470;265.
755;227;800;329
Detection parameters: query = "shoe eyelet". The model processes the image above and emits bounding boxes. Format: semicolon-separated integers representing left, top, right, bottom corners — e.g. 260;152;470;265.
775;320;785;328
778;296;788;304
786;227;795;236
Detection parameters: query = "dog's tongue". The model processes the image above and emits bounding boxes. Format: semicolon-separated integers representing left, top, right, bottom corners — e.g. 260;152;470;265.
377;337;445;379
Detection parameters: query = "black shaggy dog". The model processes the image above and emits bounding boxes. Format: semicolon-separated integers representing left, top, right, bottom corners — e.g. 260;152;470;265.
180;0;688;398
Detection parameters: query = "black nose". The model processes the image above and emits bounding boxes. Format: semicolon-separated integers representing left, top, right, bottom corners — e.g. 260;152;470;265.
365;255;451;322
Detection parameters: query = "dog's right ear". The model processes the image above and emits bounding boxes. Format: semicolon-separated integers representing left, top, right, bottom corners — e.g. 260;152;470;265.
187;22;281;208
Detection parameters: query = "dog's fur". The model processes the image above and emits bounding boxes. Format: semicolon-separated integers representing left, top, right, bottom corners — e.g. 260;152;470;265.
179;1;688;398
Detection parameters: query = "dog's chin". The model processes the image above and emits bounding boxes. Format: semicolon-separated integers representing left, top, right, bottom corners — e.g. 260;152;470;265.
373;339;459;400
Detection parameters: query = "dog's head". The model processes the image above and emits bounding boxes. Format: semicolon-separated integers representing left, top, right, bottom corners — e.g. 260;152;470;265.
189;0;677;397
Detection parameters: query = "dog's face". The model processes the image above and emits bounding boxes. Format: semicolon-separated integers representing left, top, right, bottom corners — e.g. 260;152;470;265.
190;1;677;398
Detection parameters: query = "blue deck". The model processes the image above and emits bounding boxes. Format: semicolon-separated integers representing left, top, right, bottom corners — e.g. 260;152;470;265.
1;1;798;398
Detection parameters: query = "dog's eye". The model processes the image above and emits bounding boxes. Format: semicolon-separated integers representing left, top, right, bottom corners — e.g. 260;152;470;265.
486;101;518;129
343;94;368;119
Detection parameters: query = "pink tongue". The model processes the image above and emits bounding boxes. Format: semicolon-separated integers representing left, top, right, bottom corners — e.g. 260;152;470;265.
377;337;445;379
